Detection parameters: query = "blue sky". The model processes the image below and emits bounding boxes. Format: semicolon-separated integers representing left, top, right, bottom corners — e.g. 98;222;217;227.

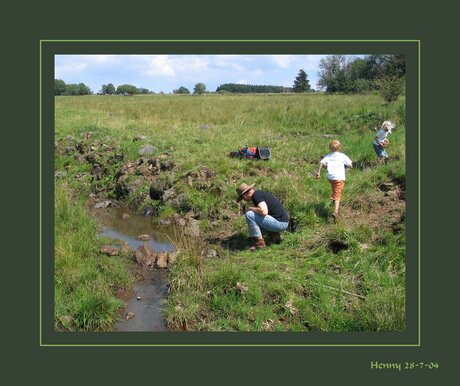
55;54;361;93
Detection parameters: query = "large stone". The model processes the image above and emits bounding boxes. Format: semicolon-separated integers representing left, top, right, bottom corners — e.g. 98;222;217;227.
184;219;201;237
149;179;172;200
155;252;168;269
134;242;156;268
167;250;179;265
100;245;120;256
162;187;176;203
202;248;217;259
169;193;187;209
94;200;112;209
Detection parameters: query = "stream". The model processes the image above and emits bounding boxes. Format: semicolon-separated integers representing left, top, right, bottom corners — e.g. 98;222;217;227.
93;205;177;332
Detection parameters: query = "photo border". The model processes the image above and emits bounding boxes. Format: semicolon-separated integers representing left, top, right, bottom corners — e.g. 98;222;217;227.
41;39;420;347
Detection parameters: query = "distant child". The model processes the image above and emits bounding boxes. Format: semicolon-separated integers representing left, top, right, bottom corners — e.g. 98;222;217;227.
316;140;352;221
373;120;395;164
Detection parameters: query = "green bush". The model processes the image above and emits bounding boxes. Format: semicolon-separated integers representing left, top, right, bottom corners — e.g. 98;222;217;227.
375;76;404;104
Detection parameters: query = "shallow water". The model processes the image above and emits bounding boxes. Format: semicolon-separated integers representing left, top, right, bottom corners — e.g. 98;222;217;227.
115;269;168;332
97;206;176;252
93;206;176;331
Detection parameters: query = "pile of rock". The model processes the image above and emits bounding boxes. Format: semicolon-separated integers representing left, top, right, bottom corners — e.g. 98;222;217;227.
134;242;179;270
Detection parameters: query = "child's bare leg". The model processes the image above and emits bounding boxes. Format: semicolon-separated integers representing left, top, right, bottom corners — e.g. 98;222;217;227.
331;200;340;222
333;200;340;215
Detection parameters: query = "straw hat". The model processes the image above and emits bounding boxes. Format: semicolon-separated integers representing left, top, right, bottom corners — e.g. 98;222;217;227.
236;183;255;202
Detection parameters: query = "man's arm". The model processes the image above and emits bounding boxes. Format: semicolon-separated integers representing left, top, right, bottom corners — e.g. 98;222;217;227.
249;201;268;216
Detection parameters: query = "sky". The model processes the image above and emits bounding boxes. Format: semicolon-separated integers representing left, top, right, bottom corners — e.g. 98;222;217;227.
55;54;361;94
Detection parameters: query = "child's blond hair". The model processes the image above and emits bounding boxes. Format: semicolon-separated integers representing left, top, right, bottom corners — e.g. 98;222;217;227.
329;140;341;152
381;121;395;132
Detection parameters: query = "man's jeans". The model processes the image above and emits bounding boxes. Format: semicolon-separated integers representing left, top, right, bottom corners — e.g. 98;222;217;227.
245;211;289;238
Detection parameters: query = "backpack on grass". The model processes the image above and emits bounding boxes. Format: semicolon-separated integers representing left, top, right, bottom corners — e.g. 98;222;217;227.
229;146;271;160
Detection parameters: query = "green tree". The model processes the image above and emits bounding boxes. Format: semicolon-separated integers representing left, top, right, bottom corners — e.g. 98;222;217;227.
106;83;116;95
116;84;138;95
367;55;406;79
216;83;292;93
318;55;348;92
193;82;206;95
374;76;404;103
173;86;190;94
101;83;116;95
78;83;92;95
293;69;311;93
63;84;80;95
54;79;66;95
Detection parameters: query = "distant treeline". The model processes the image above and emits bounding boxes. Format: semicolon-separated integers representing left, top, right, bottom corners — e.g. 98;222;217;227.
54;79;92;96
54;80;153;96
216;83;294;94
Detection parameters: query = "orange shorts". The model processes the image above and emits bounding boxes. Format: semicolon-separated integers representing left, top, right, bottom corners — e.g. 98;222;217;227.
328;180;345;201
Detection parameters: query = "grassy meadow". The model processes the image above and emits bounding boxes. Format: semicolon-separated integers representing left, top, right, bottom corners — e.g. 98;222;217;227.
55;93;406;331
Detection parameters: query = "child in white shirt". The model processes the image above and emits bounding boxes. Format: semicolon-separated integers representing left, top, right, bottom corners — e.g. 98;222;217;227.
316;140;352;221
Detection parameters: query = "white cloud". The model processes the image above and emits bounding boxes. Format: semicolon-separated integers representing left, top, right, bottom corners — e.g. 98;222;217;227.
144;55;176;77
270;55;296;69
55;62;87;78
87;55;117;64
142;55;211;79
173;56;209;73
213;55;245;71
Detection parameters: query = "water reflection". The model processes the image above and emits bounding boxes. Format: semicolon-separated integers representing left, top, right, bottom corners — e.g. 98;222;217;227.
97;206;176;252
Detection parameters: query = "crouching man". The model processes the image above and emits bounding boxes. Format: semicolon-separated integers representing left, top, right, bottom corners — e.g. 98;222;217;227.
236;183;290;250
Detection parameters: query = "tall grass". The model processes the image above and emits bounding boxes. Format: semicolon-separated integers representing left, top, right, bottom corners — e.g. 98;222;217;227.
55;181;133;331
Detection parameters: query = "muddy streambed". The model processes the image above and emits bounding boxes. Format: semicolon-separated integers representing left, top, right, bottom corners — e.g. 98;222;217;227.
92;205;177;331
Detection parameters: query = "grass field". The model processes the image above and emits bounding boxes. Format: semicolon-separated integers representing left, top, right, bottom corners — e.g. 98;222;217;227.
54;93;406;331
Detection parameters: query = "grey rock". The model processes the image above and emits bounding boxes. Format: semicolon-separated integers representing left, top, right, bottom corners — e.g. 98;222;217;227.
169;193;187;208
162;187;176;203
184;218;201;237
94;200;112;209
138;145;156;156
100;245;120;256
202;248;217;259
167;250;179;265
134;242;156;268
155;252;168;269
55;171;66;179
149;179;172;200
